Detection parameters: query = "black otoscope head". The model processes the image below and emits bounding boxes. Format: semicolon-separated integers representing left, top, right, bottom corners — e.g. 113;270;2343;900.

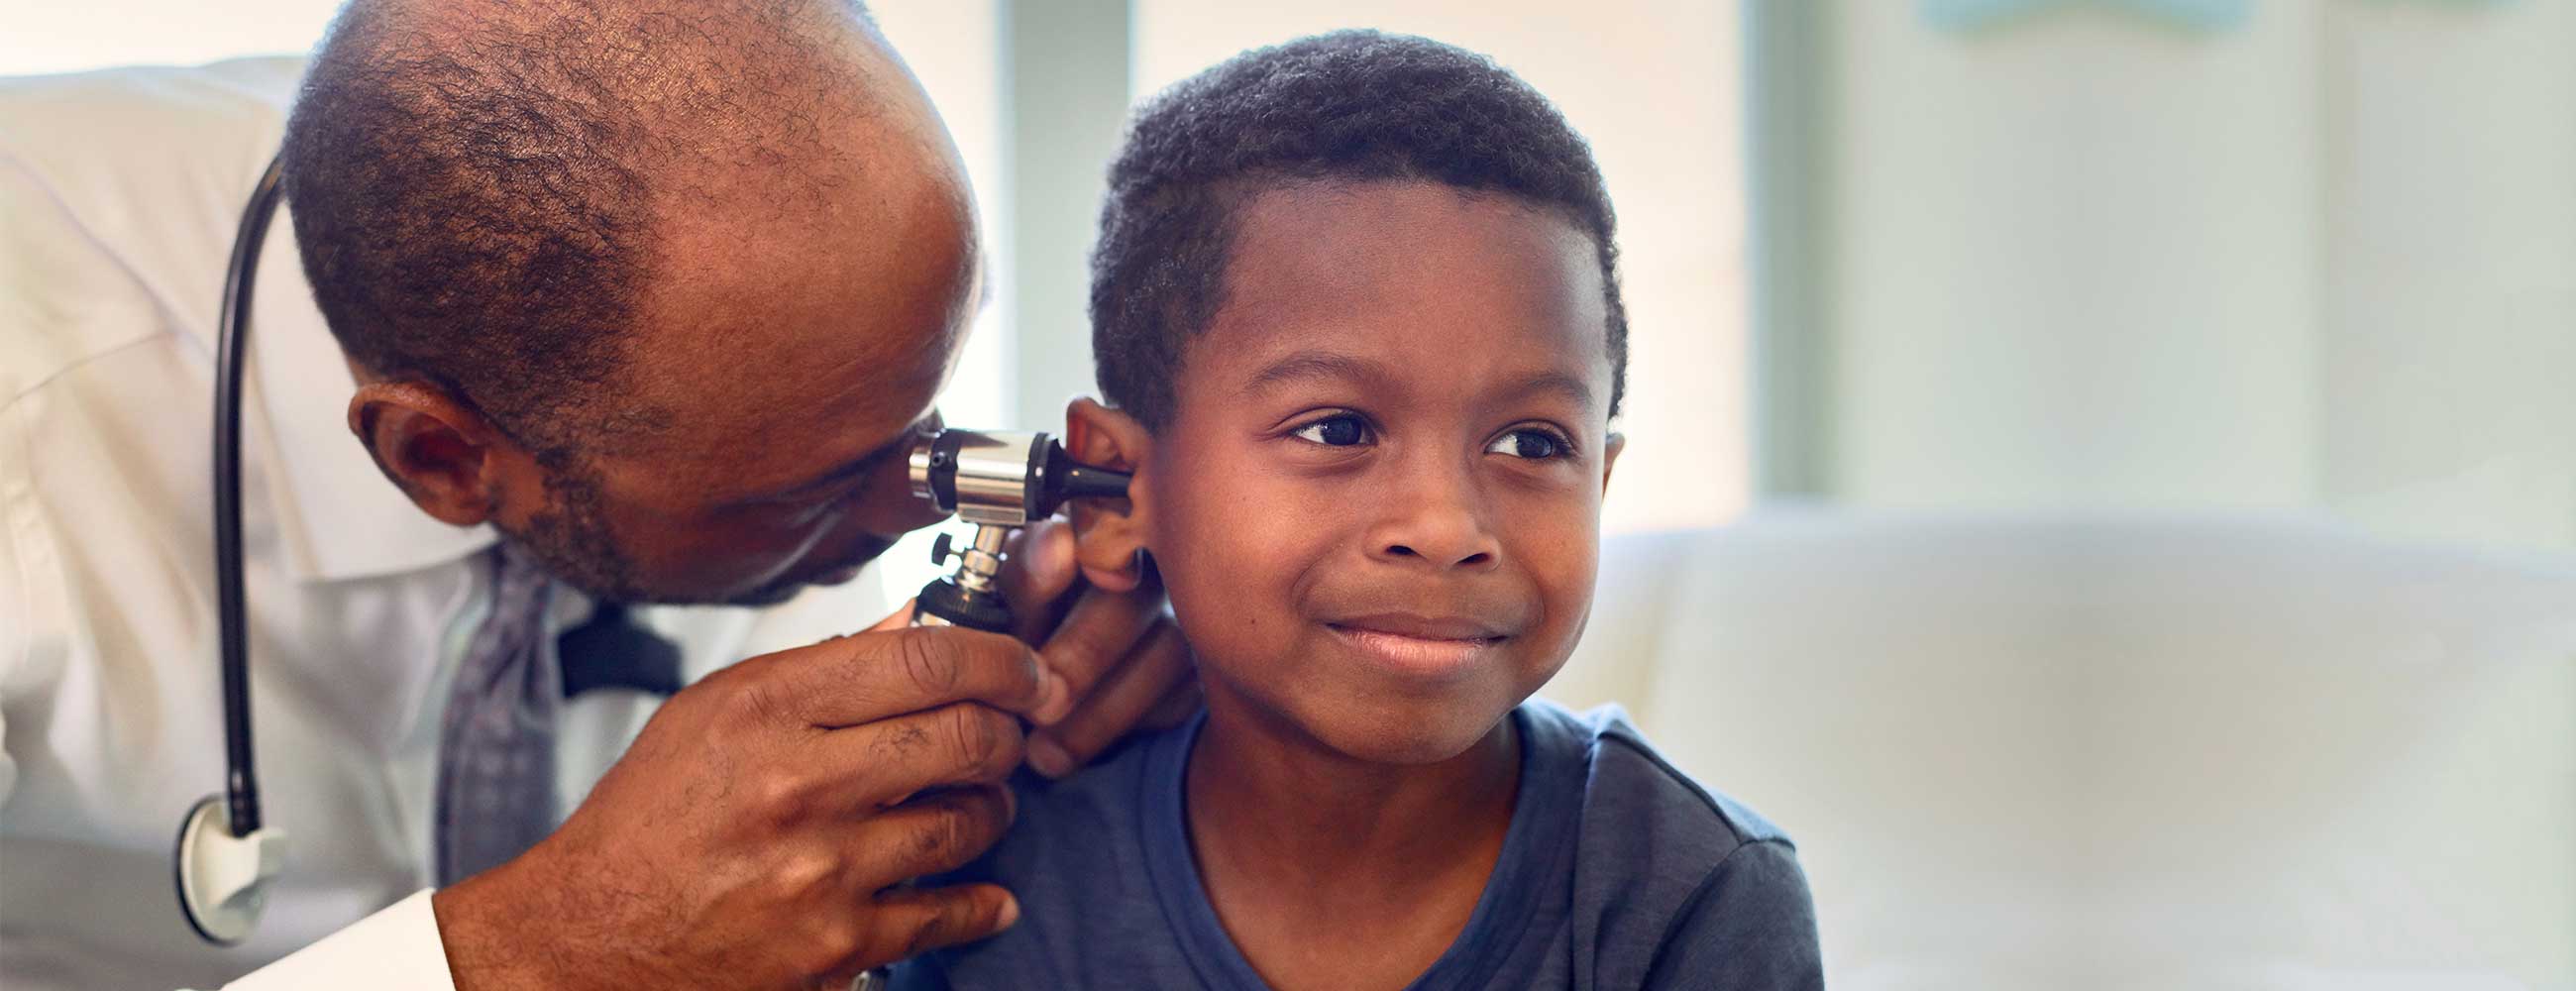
1040;439;1134;515
908;428;1129;525
907;429;1130;632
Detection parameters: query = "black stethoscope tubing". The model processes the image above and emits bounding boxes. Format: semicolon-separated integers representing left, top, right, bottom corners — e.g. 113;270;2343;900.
213;154;285;843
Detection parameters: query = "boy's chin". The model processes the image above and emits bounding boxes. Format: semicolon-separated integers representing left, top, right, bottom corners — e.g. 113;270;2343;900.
1291;691;1526;767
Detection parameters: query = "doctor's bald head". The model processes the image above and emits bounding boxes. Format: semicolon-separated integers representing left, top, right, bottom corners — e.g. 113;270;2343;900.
283;0;980;605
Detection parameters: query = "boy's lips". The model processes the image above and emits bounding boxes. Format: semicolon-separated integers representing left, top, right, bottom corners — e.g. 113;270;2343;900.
1328;612;1513;641
1323;612;1514;679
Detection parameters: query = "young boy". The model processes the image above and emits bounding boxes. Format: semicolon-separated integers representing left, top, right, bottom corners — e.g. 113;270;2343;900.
896;30;1821;990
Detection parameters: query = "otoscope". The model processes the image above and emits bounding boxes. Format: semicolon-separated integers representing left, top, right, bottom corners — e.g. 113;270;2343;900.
904;428;1131;631
852;429;1128;991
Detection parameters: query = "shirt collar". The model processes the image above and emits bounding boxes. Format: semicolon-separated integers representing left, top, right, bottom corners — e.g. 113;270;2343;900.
246;202;497;583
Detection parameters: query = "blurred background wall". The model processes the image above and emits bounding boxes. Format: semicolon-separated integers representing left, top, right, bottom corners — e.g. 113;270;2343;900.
12;0;2564;564
1756;0;2574;554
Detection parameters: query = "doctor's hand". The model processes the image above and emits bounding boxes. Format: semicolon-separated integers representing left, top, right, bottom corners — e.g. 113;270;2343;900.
430;607;1058;990
997;517;1198;778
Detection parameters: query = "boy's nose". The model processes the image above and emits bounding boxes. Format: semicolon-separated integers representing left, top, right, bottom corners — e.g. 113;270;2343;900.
1378;536;1497;570
1365;476;1501;571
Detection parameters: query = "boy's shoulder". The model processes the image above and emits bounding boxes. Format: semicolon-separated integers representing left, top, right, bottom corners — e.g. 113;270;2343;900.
895;725;1207;990
1526;696;1792;847
1524;699;1819;987
978;726;1169;871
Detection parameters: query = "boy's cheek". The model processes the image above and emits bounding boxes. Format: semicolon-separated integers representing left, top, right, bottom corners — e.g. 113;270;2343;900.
1153;473;1352;657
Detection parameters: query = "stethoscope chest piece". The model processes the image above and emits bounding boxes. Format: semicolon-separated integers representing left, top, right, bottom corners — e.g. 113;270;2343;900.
173;794;288;946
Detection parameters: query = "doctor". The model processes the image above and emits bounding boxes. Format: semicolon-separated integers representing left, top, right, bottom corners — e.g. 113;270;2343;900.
0;1;1193;988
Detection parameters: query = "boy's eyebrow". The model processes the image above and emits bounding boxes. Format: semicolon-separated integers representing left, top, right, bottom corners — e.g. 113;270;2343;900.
1242;350;1597;413
1497;371;1596;414
1239;350;1391;394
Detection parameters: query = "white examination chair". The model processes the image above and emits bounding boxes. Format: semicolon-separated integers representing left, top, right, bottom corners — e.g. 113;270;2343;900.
1549;510;2576;991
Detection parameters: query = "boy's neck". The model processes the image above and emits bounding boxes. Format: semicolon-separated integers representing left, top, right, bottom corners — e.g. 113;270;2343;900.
1181;687;1522;986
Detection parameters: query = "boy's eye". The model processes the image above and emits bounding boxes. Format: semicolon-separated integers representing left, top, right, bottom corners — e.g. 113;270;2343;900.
1290;414;1372;447
1485;427;1571;460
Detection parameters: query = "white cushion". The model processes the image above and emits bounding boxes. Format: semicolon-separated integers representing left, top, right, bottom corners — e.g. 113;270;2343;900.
1548;510;2576;990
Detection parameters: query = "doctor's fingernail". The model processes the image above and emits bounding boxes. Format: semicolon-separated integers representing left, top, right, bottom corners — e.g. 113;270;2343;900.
1027;737;1072;779
1034;671;1072;724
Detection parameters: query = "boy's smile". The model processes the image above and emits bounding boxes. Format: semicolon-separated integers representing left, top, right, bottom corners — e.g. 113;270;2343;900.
1323;611;1519;683
1077;177;1623;767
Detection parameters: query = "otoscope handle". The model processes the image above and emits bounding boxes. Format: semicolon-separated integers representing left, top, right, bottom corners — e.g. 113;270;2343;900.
913;576;1014;632
912;522;1015;632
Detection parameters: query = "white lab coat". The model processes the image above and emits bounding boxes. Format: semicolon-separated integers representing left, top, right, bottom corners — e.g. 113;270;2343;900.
1;58;882;989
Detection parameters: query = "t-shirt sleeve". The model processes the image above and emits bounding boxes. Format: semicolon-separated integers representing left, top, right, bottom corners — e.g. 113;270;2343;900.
1641;839;1824;991
885;957;947;990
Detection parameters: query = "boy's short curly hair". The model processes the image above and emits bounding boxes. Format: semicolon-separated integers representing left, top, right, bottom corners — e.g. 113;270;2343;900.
1089;29;1629;429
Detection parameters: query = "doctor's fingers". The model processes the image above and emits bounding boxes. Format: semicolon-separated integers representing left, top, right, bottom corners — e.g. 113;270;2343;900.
723;624;1060;730
800;702;1027;813
847;881;1022;976
1026;620;1192;778
998;520;1080;645
1139;675;1205;730
842;783;1019;894
1025;580;1168;726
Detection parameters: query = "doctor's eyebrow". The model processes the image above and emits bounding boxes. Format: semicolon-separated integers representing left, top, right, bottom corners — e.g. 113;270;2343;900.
750;429;913;502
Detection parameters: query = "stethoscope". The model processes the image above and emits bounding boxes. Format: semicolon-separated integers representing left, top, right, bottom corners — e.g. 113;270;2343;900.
172;152;289;946
174;153;1127;948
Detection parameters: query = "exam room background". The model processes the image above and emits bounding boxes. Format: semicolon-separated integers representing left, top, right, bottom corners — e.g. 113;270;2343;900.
12;0;2569;571
11;1;2574;987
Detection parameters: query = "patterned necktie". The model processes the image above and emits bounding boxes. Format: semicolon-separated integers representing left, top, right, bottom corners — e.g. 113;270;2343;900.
434;542;562;886
434;545;689;886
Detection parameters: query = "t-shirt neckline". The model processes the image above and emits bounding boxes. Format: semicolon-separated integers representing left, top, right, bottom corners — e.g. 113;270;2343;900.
1135;704;1577;991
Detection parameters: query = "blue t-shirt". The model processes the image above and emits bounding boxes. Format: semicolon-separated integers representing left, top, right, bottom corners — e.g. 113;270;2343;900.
894;700;1822;990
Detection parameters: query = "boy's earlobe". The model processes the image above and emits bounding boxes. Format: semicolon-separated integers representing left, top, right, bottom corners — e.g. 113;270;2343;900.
1601;431;1626;491
1062;397;1154;592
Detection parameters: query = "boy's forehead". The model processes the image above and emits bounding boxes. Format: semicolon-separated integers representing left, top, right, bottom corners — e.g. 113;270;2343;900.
1226;181;1589;302
1188;180;1614;402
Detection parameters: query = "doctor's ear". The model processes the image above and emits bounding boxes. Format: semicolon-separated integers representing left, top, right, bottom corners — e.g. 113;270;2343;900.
1061;396;1152;593
348;382;541;528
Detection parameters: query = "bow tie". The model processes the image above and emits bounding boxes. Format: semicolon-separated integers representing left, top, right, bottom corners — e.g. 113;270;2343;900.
555;602;685;698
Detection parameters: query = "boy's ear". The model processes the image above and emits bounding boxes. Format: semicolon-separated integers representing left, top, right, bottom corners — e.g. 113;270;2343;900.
1062;396;1154;593
1601;431;1626;493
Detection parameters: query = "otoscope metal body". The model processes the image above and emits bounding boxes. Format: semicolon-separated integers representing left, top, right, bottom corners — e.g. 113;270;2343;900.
905;428;1131;632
